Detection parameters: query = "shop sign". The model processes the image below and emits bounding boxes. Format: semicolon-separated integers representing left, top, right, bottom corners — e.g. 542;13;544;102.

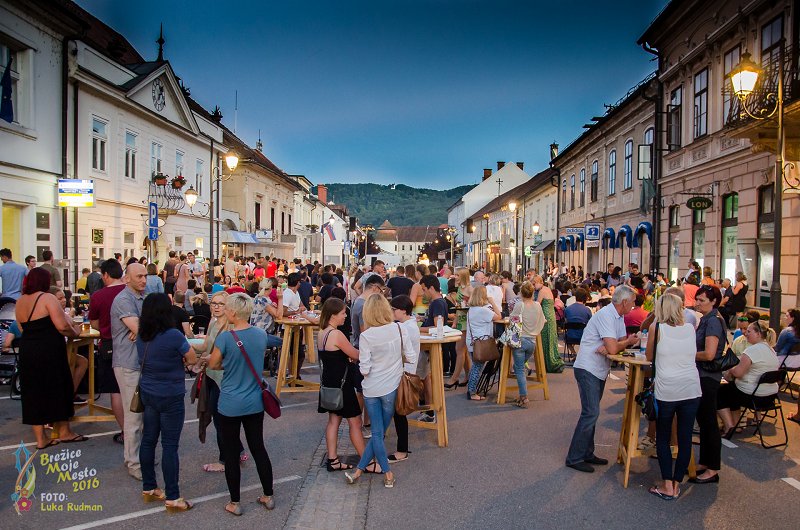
524;245;533;257
565;227;583;234
585;223;601;240
586;240;600;248
686;196;712;210
58;179;94;207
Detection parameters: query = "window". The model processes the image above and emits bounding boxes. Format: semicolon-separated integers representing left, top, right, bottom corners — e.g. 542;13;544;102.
608;150;616;195
590;160;598;202
281;212;285;234
255;202;261;230
644;128;654;145
569;174;575;210
693;69;708;138
151;142;163;175
759;186;774;217
756;187;775;307
692;208;705;269
124;131;137;179
92;117;107;171
0;43;20;125
623;140;633;189
723;46;741;124
175;236;182;248
668;86;682;150
270;207;275;230
669;206;680;227
195;159;204;196
288;214;292;234
579;168;586;207
175;150;184;179
561;179;567;213
721;193;739;283
761;16;783;65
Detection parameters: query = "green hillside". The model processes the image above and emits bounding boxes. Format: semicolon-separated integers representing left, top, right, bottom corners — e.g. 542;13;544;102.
325;183;476;226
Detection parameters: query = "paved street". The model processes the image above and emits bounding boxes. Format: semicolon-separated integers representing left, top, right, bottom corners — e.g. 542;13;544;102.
1;363;800;529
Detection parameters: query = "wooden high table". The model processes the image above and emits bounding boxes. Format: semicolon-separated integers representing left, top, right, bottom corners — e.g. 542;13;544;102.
408;333;461;448
66;328;116;423
608;353;696;488
496;334;550;404
275;316;319;397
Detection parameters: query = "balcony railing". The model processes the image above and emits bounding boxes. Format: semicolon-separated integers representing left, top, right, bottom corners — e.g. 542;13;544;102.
724;43;798;128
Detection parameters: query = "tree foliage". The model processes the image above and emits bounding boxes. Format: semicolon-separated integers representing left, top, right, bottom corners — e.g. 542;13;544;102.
325;183;476;226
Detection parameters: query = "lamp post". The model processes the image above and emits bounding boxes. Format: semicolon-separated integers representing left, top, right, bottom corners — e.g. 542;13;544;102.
446;225;457;266
532;220;540;273
508;201;518;278
184;148;239;279
730;45;790;330
321;214;335;265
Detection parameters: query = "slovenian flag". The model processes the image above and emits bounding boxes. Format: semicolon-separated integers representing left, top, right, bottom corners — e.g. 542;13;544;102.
323;223;336;241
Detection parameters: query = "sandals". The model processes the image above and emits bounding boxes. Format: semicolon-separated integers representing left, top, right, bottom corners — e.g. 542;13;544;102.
36;439;60;450
648;486;677;501
326;457;353;472
225;501;242;516
257;495;275;510
165;498;193;512
203;463;225;473
515;397;530;409
61;434;89;443
388;452;409;463
142;489;166;502
364;461;382;474
788;413;800;425
467;392;485;401
344;471;361;484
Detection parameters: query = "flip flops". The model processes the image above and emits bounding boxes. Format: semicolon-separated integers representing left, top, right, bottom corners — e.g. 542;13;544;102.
36;439;60;450
649;486;677;501
61;434;89;443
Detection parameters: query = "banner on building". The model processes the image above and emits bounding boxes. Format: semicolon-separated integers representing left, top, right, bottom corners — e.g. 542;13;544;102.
58;179;94;207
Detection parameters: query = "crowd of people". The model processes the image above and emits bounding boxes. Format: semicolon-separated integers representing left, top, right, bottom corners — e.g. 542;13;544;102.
1;245;798;511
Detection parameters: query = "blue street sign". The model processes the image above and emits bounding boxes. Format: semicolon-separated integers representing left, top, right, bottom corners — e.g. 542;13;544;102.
148;227;159;241
585;223;601;240
344;241;351;253
354;248;359;258
148;202;158;228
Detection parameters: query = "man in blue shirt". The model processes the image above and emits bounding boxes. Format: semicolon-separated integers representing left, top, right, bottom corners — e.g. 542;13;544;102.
416;275;448;422
564;288;593;356
0;248;28;300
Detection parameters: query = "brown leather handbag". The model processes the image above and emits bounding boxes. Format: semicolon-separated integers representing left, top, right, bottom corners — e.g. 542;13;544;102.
468;310;500;363
394;323;423;416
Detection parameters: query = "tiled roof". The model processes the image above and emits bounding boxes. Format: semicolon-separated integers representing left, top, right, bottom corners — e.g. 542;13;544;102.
469;167;557;220
375;225;442;243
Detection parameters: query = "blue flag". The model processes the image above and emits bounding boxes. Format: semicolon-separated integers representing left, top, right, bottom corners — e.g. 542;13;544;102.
0;56;13;123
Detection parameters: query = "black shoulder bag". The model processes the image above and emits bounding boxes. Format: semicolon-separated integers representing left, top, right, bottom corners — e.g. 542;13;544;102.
635;324;658;421
698;315;740;373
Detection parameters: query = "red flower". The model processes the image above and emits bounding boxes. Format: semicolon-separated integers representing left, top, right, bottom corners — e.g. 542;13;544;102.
16;496;32;512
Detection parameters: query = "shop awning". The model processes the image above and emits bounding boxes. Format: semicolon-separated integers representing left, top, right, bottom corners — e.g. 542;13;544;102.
616;224;634;249
635;221;653;246
532;239;554;252
573;232;584;250
602;228;616;249
221;230;259;244
565;234;575;251
557;236;567;252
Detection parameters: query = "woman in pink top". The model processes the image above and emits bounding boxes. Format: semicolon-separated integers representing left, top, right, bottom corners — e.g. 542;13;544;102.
682;276;700;309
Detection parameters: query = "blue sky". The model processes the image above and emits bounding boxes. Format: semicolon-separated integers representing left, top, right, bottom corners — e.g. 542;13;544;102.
76;0;668;189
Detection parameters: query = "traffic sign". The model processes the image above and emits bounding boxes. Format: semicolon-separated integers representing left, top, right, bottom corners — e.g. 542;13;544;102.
148;227;159;241
585;223;601;240
148;202;158;228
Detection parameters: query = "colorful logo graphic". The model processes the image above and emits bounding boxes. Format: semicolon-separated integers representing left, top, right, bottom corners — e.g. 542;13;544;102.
11;442;36;515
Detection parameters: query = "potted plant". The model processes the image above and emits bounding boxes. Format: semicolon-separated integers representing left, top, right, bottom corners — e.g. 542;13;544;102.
152;172;168;186
171;175;186;190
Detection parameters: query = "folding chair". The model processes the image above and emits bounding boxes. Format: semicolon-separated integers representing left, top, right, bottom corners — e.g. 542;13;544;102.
778;343;800;399
733;370;788;449
562;322;586;364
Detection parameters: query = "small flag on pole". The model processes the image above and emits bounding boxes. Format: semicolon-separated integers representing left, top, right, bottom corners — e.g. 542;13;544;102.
324;223;336;241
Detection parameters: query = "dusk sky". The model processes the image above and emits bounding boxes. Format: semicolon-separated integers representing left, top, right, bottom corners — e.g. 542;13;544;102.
76;0;668;190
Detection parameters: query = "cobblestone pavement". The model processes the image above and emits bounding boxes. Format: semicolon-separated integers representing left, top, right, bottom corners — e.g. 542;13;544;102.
285;422;369;529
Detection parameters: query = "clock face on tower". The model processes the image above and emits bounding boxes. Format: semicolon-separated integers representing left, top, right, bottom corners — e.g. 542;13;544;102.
152;79;166;111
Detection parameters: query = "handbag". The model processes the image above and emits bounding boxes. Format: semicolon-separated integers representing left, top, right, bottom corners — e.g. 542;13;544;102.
698;315;741;373
500;317;522;348
231;330;282;419
468;310;500;363
318;331;346;411
130;344;149;413
395;323;424;416
635;324;658;421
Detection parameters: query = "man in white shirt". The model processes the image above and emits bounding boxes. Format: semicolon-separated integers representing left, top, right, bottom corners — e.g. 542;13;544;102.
566;285;639;473
282;272;306;315
187;252;205;286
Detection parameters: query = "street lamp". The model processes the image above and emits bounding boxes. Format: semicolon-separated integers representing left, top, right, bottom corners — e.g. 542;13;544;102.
321;214;335;265
532;221;541;273
508;201;518;277
730;44;792;330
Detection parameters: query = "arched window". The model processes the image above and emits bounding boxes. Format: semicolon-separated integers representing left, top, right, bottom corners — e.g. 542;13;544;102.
624;140;633;189
608;150;616;196
644;127;654;145
570;174;575;210
591;160;598;202
561;178;567;213
579;168;586;207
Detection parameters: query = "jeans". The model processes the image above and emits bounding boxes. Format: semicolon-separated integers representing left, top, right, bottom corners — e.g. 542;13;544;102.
655;397;700;483
358;390;397;474
207;378;244;463
467;351;484;394
216;411;273;502
565;368;606;465
140;392;185;500
696;377;721;471
113;367;143;472
512;337;535;397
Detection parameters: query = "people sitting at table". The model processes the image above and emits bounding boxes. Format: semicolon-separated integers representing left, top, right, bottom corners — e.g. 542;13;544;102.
171;292;194;338
509;282;545;408
775;308;800;370
16;267;87;449
717;320;779;439
645;293;701;500
731;311;761;356
623;294;649;332
316;297;366;471
136;293;197;512
564;288;592;357
464;286;503;401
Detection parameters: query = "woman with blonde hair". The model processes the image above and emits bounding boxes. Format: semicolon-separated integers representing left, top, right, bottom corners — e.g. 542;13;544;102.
444;268;473;388
717;320;779;438
532;275;565;373
465;286;503;400
317;297;366;471
509;282;545;408
644;293;701;500
408;264;431;316
345;294;416;488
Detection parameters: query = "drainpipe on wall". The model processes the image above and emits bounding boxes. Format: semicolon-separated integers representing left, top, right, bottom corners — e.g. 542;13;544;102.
641;43;663;275
61;36;71;287
72;77;79;285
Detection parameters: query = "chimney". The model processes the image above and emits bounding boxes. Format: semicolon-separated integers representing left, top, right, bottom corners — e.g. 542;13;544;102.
483;168;492;181
516;162;524;170
497;161;505;170
316;184;328;204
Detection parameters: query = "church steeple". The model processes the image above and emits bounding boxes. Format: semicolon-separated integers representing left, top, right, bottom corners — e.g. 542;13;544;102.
156;23;165;62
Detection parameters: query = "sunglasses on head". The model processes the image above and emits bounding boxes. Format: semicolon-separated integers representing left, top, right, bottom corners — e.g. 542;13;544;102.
738;316;749;322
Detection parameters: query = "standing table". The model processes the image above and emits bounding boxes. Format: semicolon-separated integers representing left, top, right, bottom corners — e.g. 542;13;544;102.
408;333;460;447
496;334;549;404
275;317;319;397
66;328;116;423
608;353;695;488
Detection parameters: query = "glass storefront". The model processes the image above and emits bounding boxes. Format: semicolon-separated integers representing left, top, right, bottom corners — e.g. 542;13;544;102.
669;235;680;282
721;226;738;282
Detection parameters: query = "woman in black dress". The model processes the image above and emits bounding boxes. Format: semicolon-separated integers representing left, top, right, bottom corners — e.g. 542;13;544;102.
317;297;365;471
15;268;87;449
